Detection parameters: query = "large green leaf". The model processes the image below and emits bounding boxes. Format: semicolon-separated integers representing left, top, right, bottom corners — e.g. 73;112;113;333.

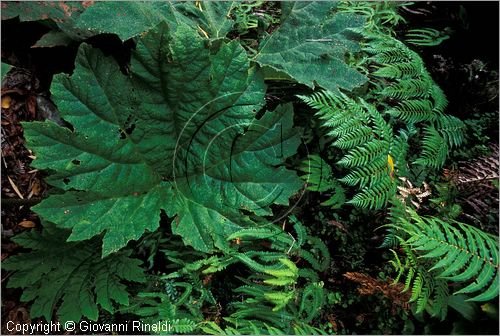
74;1;176;41
172;1;236;39
169;103;302;251
2;225;145;324
255;1;367;93
1;1;85;22
25;22;302;256
2;1;176;43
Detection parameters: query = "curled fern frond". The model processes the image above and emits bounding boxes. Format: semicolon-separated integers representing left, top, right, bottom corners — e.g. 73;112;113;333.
405;28;451;47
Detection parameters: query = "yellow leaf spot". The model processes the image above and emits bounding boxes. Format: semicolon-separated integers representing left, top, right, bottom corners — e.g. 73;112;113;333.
2;95;12;109
387;154;395;178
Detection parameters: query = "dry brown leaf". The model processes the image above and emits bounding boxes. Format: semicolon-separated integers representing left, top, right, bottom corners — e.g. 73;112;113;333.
30;179;42;196
328;220;348;232
18;220;36;228
7;175;24;199
343;272;411;311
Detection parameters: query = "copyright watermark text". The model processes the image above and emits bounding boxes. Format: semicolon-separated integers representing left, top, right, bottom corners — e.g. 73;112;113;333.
6;320;175;334
6;321;61;335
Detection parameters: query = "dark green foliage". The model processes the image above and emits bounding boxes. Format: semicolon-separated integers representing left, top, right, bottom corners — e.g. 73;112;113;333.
405;28;451;47
299;91;399;210
414;125;449;169
298;17;467;212
298;155;346;208
2;224;145;324
386;204;499;319
121;218;331;334
2;1;497;334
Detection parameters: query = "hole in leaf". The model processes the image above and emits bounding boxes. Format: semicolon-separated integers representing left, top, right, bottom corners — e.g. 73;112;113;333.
125;123;136;135
71;159;80;165
63;178;70;184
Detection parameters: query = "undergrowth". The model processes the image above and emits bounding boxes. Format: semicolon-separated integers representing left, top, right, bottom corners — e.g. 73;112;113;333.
1;1;498;335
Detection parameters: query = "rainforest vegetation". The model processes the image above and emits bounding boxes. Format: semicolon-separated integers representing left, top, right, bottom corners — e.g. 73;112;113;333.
1;1;498;335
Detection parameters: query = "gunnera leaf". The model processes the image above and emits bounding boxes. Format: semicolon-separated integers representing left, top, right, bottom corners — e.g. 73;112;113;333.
171;1;236;39
1;224;145;324
3;1;177;45
24;22;302;256
1;1;85;22
255;1;367;94
74;1;176;41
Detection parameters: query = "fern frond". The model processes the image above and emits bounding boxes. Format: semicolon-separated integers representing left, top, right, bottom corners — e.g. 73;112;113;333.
292;323;328;335
299;155;337;192
338;140;389;168
340;155;390;188
380;78;432;100
370;48;414;64
405;28;451;47
332;126;373;149
291;216;307;246
300;91;399;210
387;99;436;123
306;236;331;272
430;84;448;113
414;125;449;169
391;131;411;177
429;279;449;321
348;176;396;209
372;60;424;79
394;209;499;302
435;114;465;148
299;283;324;323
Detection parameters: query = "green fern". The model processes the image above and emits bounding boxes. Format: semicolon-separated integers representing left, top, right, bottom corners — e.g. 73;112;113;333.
133;218;331;334
298;155;346;208
387;99;436;123
359;28;448;126
414;114;465;169
390;208;499;303
299;91;398;210
123;289;199;334
405;28;451;47
429;84;448;113
372;60;425;79
390;244;449;316
414;125;449;169
298;282;325;323
380;78;433;100
2;224;146;324
435;114;466;148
